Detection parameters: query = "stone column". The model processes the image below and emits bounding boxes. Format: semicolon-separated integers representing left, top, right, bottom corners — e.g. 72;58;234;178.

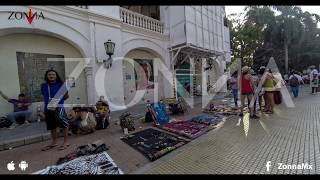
84;66;95;105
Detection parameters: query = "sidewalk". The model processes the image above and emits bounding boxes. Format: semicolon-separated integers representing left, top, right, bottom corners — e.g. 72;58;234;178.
0;94;227;151
0;103;148;151
136;87;320;174
0;93;231;174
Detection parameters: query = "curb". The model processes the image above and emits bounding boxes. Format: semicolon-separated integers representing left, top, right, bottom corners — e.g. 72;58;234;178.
0;133;50;151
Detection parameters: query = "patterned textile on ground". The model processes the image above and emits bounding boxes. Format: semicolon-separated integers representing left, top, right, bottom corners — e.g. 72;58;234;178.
148;102;170;126
121;128;188;161
190;114;226;126
159;120;209;139
203;104;240;116
56;141;109;165
34;152;123;174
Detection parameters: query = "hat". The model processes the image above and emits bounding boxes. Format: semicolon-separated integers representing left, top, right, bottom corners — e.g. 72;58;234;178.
242;66;251;73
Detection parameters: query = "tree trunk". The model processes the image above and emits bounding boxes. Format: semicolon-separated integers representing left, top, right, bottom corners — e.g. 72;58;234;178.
284;38;289;73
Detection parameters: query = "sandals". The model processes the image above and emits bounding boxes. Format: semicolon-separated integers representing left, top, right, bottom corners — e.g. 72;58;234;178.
58;144;71;151
41;144;58;151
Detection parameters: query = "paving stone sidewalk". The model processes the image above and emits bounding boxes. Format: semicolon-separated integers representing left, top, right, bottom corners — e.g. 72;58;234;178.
136;87;320;174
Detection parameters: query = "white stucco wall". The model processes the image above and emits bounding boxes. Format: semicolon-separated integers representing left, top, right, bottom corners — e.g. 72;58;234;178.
92;22;125;110
89;6;120;20
0;33;88;118
0;5;230;112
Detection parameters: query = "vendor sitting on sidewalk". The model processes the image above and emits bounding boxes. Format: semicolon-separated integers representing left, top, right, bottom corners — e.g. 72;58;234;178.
95;96;110;129
0;90;32;128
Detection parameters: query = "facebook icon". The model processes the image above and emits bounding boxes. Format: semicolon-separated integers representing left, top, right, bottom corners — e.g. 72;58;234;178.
266;161;272;172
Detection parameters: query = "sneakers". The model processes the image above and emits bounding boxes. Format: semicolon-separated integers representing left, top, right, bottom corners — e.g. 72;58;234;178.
8;123;18;129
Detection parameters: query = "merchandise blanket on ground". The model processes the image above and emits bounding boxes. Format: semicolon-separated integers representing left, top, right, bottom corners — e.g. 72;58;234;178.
158;120;209;139
203;104;240;116
121;128;188;161
34;152;123;175
190;114;226;126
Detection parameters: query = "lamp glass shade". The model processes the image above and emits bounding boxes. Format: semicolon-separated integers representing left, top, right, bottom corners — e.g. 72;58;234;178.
104;40;115;56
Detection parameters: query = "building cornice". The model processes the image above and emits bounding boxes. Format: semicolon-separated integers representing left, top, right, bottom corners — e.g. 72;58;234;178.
31;6;122;28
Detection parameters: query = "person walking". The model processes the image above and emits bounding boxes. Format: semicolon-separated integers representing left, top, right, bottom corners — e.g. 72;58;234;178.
230;72;239;107
289;71;304;98
41;69;70;151
257;66;266;111
239;66;259;119
309;65;318;94
261;69;276;114
311;73;319;95
250;69;259;115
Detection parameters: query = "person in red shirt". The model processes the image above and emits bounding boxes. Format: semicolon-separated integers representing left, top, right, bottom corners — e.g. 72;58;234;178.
240;66;260;119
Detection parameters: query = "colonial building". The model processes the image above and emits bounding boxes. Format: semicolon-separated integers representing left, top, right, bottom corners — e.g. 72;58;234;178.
0;6;231;118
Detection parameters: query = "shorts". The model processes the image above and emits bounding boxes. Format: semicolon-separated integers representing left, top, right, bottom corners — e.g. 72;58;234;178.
45;107;69;130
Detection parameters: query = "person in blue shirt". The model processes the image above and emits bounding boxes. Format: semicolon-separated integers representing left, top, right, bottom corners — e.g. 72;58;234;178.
41;69;70;151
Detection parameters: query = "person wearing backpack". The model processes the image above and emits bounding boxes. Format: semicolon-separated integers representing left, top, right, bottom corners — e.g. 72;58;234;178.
289;71;304;98
311;73;319;95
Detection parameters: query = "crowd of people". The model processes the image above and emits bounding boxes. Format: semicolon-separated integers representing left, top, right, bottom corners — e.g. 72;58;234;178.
228;65;319;119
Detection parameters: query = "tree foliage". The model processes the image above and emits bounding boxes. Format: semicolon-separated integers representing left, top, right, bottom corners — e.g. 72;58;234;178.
228;6;320;73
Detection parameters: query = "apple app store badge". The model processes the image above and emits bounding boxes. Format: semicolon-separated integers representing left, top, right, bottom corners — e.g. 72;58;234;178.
7;161;15;171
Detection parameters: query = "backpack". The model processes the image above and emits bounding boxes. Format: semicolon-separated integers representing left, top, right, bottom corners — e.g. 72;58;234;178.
289;75;299;87
95;114;109;130
0;117;12;128
119;112;135;132
144;111;154;123
169;103;180;115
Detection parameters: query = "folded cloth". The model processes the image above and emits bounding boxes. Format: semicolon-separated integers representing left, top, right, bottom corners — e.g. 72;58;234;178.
57;142;109;165
35;152;123;175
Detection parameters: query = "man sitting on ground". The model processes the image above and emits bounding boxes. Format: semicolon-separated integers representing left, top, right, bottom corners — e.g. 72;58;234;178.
0;91;32;129
95;96;110;129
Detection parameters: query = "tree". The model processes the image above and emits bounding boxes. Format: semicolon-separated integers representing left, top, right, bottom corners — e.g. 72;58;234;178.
228;12;265;66
228;6;320;73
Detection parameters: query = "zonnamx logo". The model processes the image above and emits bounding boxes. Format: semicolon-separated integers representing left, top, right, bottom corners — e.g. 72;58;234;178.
8;8;45;24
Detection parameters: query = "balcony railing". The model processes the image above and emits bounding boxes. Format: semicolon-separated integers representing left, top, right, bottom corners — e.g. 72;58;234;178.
120;7;164;34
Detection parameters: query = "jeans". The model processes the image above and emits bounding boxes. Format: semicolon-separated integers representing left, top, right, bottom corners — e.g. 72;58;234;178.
291;86;299;98
312;87;318;94
7;111;32;124
232;89;238;106
247;96;257;114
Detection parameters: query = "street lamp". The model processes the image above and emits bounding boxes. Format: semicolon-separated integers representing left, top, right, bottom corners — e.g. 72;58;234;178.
103;39;115;69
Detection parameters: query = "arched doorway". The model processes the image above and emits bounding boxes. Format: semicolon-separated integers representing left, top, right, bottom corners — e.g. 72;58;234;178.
122;48;165;106
0;33;88;118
